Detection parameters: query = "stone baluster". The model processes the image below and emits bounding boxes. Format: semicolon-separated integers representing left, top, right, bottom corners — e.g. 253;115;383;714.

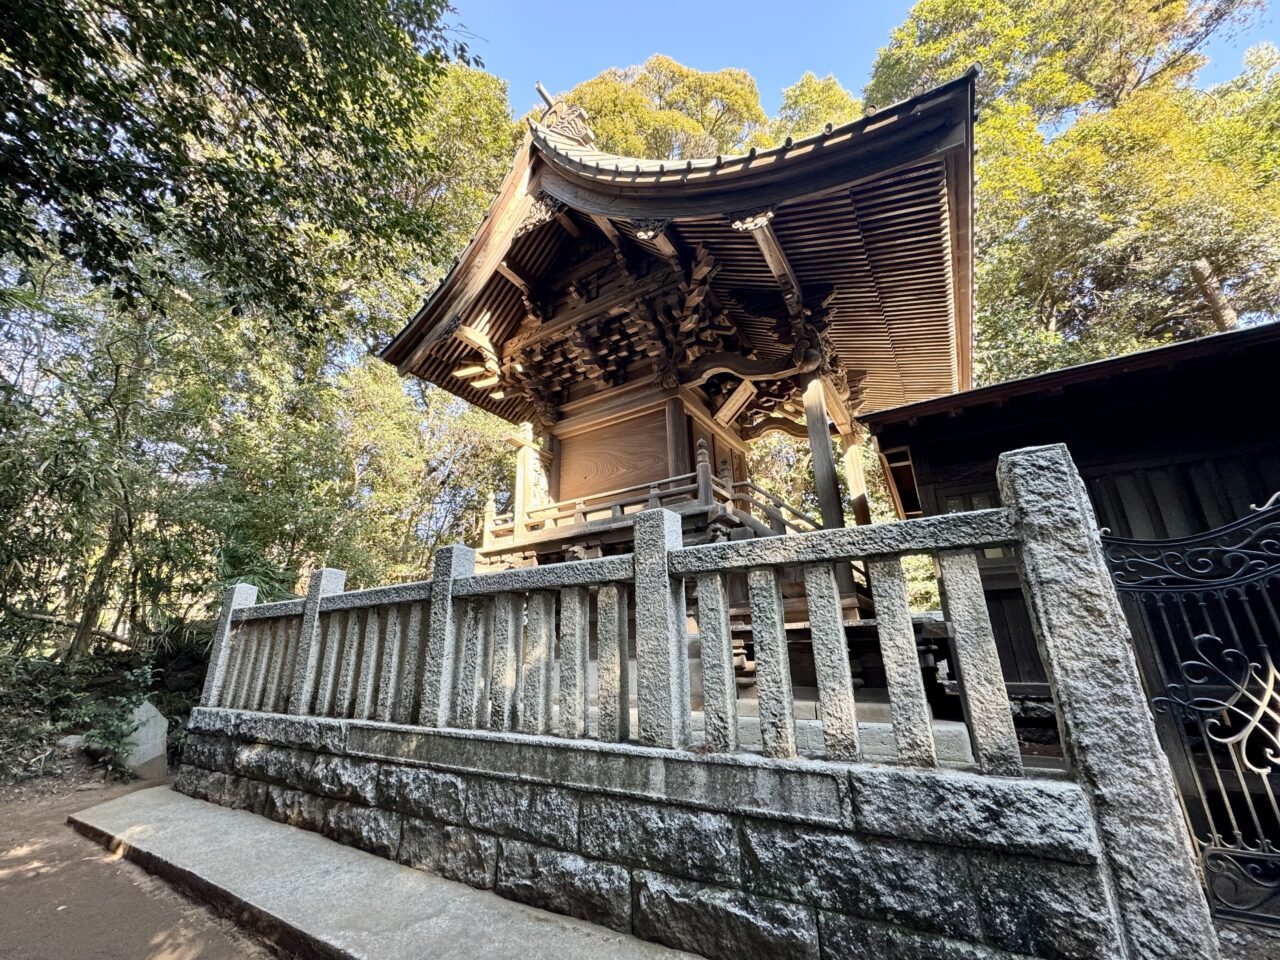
936;548;1022;776
201;582;258;707
421;544;476;727
520;591;556;734
867;555;937;767
488;593;524;731
998;443;1220;958
633;509;691;749
558;586;589;738
803;562;861;761
596;582;631;742
746;567;796;758
696;571;737;752
288;567;347;715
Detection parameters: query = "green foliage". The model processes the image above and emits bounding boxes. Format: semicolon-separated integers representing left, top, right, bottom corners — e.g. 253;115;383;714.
0;0;472;336
753;73;862;147
0;59;516;661
0;654;151;781
867;0;1279;383
554;55;769;158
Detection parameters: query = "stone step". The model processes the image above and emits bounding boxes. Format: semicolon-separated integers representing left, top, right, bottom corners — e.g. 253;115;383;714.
69;787;695;960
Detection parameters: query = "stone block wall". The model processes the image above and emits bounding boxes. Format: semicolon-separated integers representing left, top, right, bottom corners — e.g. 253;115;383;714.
176;708;1127;960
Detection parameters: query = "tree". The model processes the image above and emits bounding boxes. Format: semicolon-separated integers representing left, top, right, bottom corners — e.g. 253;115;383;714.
554;56;768;158
866;0;1277;384
756;72;862;146
1;0;470;333
866;0;1261;118
0;60;518;661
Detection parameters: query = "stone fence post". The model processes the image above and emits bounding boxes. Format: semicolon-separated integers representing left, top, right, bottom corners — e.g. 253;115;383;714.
289;568;347;715
997;444;1219;959
633;509;691;749
201;582;258;707
420;544;476;727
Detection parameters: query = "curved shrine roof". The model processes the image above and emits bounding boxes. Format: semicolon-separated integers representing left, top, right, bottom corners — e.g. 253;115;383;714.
382;70;976;424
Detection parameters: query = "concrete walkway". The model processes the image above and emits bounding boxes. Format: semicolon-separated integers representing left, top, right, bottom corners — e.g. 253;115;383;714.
70;787;695;960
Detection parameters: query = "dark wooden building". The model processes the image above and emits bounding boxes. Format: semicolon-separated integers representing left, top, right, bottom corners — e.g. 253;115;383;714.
382;73;976;572
865;322;1280;705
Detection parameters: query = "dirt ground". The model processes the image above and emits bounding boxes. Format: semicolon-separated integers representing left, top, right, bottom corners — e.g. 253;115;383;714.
0;773;272;960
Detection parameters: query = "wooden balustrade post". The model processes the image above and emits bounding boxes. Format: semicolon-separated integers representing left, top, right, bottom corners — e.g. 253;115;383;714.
633;509;691;749
201;582;258;707
421;544;476;727
694;439;714;504
288;568;347;715
997;444;1219;959
482;493;496;549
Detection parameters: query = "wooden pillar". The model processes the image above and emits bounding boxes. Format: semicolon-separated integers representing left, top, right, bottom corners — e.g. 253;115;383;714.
665;396;690;477
508;422;554;542
839;430;872;526
802;376;844;530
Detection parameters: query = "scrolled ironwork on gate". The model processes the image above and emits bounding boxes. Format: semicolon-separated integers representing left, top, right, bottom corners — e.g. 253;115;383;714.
1104;501;1280;927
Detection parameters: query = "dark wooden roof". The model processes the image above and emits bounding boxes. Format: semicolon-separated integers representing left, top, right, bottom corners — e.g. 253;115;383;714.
863;322;1280;433
381;71;977;422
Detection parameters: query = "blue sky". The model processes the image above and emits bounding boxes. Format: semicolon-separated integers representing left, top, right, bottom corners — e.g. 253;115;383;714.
451;0;1277;116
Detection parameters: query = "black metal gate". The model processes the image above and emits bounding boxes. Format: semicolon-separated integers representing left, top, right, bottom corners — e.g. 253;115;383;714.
1103;500;1280;927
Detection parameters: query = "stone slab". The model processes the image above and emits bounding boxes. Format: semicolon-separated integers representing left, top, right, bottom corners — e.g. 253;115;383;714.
124;701;168;776
69;787;694;960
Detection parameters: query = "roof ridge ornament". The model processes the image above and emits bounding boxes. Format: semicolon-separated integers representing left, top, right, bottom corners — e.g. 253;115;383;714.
535;81;596;148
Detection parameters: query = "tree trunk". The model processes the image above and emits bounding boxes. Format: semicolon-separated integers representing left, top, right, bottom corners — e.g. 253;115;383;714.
1190;258;1238;333
65;507;127;663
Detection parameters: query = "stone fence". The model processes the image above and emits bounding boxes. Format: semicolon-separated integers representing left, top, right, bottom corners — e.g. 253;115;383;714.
180;445;1220;959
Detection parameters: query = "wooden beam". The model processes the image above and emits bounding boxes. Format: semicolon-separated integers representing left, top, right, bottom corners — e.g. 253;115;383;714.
589;214;623;247
821;374;855;435
665;397;690;476
635;220;681;270
554;210;582;239
455;324;499;363
840;429;873;527
680;350;801;388
714;380;758;426
741;416;808;441
496;260;533;296
752;221;804;319
803;377;845;531
503;272;678;359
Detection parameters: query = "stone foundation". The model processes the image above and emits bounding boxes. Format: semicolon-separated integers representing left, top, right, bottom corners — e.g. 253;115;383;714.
176;708;1125;960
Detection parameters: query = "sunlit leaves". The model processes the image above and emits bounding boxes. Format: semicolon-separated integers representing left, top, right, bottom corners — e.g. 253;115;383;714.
867;0;1277;384
0;0;468;337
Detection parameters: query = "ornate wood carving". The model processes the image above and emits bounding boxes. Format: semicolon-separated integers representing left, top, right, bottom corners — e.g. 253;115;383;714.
631;245;729;389
515;192;567;238
728;208;775;232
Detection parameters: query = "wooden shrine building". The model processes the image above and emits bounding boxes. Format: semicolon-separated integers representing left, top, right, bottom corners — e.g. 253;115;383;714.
382;72;976;569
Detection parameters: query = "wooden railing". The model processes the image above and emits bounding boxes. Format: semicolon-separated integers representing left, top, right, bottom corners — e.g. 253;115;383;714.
728;479;821;535
481;440;823;549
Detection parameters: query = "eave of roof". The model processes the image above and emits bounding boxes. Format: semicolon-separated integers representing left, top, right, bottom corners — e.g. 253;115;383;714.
862;322;1280;431
528;69;976;191
380;70;978;418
